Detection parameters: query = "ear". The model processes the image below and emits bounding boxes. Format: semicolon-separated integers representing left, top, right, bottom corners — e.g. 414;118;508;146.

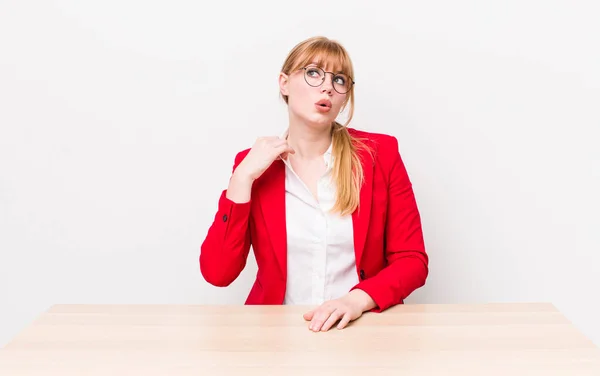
279;72;289;96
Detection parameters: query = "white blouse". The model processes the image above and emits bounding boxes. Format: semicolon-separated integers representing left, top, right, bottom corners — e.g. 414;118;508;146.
280;135;359;305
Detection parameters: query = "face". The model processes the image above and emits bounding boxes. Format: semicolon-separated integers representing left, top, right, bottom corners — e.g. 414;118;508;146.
279;61;350;130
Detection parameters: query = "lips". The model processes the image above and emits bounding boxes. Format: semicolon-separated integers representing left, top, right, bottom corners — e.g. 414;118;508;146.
315;99;332;108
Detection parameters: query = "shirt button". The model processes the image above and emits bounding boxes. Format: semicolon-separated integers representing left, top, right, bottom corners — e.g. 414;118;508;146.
360;269;365;280
222;214;228;222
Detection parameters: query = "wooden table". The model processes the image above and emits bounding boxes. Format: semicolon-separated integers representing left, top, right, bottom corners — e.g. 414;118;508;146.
1;303;599;375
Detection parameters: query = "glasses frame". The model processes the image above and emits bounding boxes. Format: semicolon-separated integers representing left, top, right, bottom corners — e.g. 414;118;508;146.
300;66;355;94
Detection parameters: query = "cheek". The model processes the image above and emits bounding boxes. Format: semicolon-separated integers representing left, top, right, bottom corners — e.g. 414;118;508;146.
288;82;315;111
332;97;346;113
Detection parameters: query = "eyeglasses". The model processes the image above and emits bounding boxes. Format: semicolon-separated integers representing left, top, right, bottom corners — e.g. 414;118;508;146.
301;66;354;94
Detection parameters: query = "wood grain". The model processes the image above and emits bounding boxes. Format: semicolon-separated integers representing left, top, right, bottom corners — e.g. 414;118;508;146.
1;303;599;375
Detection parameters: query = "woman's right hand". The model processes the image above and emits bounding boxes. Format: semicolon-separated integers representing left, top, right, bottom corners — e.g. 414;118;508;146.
226;136;294;203
234;136;295;182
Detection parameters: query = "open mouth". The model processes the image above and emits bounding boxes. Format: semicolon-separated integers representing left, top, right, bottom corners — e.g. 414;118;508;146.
315;99;332;109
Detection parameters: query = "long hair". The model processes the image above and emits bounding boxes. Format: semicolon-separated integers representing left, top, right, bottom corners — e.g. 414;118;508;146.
280;36;369;216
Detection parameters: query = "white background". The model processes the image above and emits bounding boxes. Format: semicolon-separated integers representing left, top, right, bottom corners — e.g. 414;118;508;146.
1;0;599;347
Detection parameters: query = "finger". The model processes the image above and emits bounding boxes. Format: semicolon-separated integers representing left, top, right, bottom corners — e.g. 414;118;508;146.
310;317;325;332
279;147;295;160
321;309;343;332
337;313;352;330
309;311;325;331
303;309;315;321
275;144;295;157
309;307;336;332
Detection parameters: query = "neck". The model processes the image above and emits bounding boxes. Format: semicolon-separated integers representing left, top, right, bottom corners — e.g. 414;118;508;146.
285;120;332;160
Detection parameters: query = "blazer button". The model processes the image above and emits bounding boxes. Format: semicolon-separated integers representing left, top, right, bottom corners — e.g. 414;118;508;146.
360;269;365;280
222;214;228;222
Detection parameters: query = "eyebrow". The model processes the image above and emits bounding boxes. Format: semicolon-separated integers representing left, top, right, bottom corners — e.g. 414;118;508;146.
308;61;346;75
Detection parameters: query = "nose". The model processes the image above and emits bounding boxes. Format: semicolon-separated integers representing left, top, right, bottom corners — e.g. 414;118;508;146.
321;73;334;94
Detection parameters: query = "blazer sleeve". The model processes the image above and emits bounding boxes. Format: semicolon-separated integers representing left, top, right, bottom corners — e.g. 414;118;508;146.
199;150;253;287
352;136;429;312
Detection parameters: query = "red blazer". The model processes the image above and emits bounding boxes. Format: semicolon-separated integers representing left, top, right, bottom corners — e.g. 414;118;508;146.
200;128;428;312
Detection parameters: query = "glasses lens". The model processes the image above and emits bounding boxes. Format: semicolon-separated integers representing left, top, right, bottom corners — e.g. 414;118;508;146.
304;67;324;87
333;74;351;94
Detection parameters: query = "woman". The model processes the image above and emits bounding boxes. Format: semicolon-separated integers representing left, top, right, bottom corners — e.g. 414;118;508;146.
200;36;428;332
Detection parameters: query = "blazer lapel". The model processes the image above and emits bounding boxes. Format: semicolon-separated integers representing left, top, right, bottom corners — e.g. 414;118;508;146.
352;145;374;267
258;160;287;279
257;141;373;279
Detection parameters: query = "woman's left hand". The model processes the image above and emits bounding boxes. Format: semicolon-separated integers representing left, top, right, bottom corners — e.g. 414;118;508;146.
303;289;376;332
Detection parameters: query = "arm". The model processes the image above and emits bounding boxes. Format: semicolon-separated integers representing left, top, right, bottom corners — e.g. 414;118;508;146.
352;136;429;312
199;150;254;287
200;136;295;287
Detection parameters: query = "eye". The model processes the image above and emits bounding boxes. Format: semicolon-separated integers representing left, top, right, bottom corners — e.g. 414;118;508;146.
334;75;346;85
306;68;322;77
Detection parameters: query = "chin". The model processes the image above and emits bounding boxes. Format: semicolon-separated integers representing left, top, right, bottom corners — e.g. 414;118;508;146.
306;117;335;130
313;115;335;125
306;110;337;126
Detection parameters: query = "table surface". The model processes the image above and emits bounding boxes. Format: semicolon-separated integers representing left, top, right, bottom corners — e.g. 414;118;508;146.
1;303;599;375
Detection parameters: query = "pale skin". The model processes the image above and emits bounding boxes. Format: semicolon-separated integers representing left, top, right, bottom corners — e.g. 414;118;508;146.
226;61;376;331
